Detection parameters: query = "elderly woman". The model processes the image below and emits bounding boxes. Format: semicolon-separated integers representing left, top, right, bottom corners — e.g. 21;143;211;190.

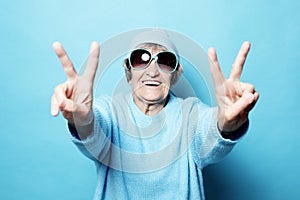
51;29;259;199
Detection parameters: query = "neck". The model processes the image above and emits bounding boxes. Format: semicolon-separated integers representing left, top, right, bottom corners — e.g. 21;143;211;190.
133;95;169;116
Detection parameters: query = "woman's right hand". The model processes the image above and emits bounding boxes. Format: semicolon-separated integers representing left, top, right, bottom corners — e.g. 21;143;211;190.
51;41;100;127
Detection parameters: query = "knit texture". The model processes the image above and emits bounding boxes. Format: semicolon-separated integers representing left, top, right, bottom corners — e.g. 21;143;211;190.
71;93;245;200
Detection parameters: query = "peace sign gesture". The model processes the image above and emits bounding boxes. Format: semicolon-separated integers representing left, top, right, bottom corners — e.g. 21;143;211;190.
51;41;100;129
208;41;259;133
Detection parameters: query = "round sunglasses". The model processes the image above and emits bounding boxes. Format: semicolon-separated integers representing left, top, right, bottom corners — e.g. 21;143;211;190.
128;48;179;74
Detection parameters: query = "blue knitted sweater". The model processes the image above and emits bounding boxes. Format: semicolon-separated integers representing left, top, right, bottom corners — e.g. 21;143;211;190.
70;93;246;200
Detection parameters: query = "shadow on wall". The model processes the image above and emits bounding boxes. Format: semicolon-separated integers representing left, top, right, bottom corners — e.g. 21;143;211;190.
203;160;267;200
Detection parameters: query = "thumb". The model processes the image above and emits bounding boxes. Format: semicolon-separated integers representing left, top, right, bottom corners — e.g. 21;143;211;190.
229;91;254;118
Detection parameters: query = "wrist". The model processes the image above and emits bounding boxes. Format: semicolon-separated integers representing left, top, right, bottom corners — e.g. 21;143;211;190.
73;109;94;127
69;111;95;140
217;120;249;140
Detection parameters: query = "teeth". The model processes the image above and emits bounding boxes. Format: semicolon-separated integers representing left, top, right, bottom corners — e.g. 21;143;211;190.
143;80;160;86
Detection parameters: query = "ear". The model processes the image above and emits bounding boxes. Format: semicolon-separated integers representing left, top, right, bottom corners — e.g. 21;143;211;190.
123;58;130;70
123;58;132;83
171;63;183;87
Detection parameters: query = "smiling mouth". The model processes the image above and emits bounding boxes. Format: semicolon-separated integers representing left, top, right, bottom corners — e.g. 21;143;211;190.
142;80;161;87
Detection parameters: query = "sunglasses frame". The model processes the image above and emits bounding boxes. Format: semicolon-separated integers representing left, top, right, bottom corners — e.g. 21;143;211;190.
128;48;179;74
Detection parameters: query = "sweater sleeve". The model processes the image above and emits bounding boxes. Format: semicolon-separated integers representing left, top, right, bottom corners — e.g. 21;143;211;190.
68;96;114;162
191;102;248;169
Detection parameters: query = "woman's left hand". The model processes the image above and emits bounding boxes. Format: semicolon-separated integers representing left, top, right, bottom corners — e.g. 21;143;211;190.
208;41;259;132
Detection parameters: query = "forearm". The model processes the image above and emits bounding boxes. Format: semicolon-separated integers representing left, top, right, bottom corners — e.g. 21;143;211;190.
68;104;114;162
68;117;94;141
193;106;249;168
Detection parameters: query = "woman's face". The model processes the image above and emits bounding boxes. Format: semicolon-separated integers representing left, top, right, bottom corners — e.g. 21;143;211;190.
129;45;174;109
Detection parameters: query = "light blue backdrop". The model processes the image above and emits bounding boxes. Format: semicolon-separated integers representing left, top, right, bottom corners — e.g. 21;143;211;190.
1;0;299;199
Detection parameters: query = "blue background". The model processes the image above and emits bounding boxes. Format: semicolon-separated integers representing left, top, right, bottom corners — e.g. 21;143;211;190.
1;0;299;199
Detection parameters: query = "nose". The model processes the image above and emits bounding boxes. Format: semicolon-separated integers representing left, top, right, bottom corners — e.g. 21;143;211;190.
145;59;159;77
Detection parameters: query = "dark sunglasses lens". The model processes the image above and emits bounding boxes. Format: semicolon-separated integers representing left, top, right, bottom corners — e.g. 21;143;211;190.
157;52;177;72
130;49;151;69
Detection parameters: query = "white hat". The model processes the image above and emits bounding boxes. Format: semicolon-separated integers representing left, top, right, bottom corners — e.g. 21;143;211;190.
129;28;179;57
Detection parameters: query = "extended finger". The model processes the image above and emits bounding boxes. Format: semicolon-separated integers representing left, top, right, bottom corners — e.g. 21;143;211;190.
83;41;100;82
208;47;226;88
229;41;251;81
52;41;77;80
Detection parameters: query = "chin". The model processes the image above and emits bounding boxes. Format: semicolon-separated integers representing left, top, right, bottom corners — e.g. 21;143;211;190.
141;93;168;103
133;86;169;104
